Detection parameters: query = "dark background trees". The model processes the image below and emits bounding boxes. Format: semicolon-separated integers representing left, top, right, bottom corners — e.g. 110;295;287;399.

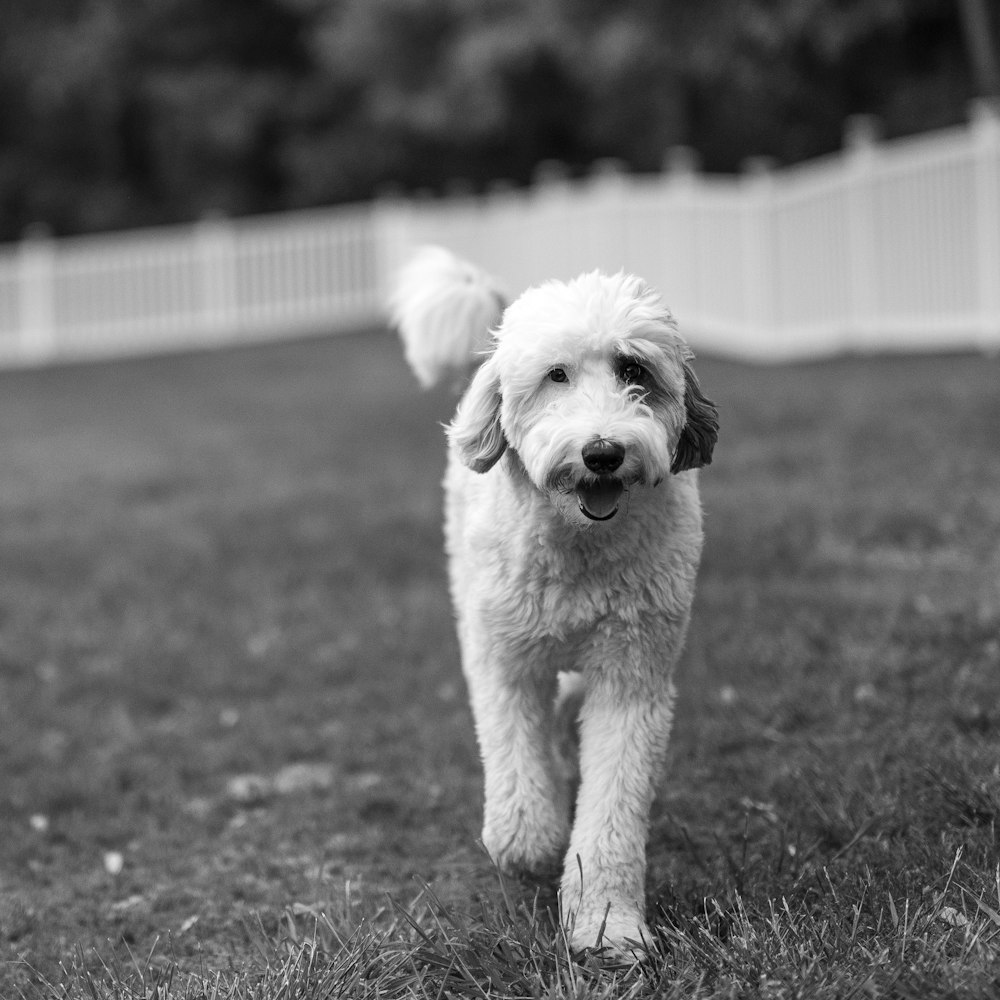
0;0;994;240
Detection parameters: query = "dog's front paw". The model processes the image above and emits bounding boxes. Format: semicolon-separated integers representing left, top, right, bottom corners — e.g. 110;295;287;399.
564;900;649;961
482;812;568;877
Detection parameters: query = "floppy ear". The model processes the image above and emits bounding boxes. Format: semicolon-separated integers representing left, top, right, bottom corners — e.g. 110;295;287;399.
447;354;507;473
671;358;719;474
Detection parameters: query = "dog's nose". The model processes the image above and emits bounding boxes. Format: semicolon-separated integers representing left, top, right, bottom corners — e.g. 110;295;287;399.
582;439;625;474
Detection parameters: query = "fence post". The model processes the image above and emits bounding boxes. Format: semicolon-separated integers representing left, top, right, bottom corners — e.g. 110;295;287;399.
659;147;703;336
844;115;881;350
195;213;239;340
970;98;1000;350
528;160;574;281
663;146;699;181
741;156;778;357
17;223;57;362
588;158;629;271
371;192;419;311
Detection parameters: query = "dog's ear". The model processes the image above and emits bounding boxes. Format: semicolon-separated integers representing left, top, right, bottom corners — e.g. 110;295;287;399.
447;354;507;473
671;359;718;474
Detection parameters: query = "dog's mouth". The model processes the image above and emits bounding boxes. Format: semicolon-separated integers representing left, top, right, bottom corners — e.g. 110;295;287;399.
576;477;625;521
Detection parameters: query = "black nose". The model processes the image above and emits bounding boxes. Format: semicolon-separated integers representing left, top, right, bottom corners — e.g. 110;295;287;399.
581;439;625;474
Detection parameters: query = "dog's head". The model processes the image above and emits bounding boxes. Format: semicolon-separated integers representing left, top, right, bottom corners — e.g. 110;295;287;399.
447;271;718;526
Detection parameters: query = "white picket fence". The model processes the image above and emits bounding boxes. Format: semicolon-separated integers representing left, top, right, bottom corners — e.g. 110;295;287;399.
1;205;379;366
1;100;998;365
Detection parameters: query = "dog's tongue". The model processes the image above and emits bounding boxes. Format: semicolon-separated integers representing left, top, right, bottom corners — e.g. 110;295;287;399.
577;478;624;521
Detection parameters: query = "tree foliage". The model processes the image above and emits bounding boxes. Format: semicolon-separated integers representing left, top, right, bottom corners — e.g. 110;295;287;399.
0;0;988;238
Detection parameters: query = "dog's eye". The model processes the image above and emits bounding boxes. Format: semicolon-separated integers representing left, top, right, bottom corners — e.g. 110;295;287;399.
620;361;645;384
547;368;569;383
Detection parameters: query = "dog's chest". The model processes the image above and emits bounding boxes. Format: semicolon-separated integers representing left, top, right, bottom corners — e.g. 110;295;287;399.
446;462;702;643
494;522;682;639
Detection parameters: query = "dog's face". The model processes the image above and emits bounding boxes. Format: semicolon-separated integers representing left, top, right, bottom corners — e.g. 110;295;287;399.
448;272;718;526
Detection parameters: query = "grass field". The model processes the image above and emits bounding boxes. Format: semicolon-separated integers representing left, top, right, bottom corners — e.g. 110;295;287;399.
0;330;998;998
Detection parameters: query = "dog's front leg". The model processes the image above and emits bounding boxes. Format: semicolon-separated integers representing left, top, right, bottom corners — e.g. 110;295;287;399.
465;646;571;876
560;673;676;955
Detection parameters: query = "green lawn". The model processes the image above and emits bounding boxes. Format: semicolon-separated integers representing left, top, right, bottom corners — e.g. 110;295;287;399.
0;332;998;998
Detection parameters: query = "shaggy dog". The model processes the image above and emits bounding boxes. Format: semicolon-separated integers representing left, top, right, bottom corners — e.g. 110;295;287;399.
390;246;718;956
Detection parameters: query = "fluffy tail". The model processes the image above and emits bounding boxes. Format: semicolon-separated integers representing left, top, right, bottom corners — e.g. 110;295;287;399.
389;246;506;389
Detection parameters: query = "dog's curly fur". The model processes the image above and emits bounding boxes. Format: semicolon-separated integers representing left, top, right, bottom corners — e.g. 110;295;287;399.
391;247;718;956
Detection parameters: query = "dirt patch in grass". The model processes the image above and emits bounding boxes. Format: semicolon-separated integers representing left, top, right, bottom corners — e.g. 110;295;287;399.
1;336;998;996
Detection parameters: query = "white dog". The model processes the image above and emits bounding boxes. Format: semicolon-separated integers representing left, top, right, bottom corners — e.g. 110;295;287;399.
391;246;718;956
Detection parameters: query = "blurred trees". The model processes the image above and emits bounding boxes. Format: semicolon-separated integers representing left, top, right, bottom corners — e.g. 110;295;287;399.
0;0;991;239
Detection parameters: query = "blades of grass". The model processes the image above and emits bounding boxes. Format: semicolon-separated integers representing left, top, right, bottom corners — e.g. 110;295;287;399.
959;883;1000;928
887;891;899;930
944;845;964;895
738;812;750;896
397;892;494;1000
900;897;911;965
594;900;612;951
75;945;103;1000
830;813;882;862
387;895;437;951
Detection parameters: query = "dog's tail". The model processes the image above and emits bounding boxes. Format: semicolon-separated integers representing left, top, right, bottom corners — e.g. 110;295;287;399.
389;246;506;389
